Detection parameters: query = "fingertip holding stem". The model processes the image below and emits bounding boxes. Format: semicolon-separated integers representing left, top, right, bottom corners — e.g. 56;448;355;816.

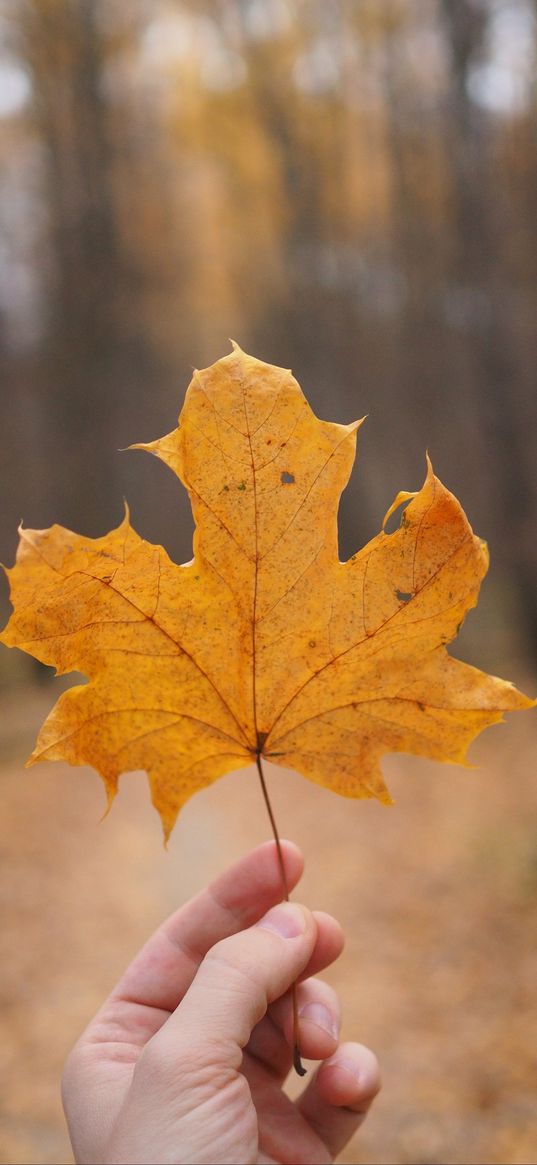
256;903;310;1075
256;902;307;938
254;755;307;1076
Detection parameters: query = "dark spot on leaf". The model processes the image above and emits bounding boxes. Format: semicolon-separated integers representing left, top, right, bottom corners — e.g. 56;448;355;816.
418;701;425;712
281;471;295;484
266;438;272;445
309;639;316;648
396;589;412;603
237;482;246;491
222;484;229;492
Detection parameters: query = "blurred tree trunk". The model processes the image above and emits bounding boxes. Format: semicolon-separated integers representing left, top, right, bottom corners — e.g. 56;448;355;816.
17;0;125;533
440;0;537;660
378;3;462;503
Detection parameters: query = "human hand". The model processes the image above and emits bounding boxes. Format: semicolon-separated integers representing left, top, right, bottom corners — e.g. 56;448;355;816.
62;841;380;1164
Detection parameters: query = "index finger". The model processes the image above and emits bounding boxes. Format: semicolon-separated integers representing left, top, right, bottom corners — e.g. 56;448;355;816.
110;840;304;1014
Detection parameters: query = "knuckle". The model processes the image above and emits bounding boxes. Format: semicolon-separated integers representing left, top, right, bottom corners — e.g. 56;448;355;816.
204;937;264;993
201;940;270;1028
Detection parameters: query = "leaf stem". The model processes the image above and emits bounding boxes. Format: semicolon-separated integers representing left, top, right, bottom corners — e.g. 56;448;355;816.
255;751;306;1077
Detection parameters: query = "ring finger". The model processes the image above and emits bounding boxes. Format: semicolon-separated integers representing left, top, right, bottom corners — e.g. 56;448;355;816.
247;976;340;1079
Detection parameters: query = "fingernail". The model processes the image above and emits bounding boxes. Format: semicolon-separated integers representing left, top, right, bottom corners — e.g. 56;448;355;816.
299;1001;339;1040
256;903;306;939
333;1057;363;1082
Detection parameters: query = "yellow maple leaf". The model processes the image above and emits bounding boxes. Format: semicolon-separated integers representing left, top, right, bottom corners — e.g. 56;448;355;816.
1;345;533;839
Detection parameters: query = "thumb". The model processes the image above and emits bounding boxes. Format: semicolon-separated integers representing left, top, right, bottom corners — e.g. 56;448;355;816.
154;902;317;1065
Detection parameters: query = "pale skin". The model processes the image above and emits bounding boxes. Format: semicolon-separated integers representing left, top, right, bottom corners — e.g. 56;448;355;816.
62;841;380;1164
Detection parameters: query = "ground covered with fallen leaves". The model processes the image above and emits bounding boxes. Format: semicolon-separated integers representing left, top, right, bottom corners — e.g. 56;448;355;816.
1;674;536;1165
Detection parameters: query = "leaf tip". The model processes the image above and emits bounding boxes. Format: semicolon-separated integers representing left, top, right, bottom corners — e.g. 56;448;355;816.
99;781;118;822
348;415;367;439
125;440;151;454
159;813;175;849
515;690;537;711
127;435;173;460
382;488;417;532
151;786;180;847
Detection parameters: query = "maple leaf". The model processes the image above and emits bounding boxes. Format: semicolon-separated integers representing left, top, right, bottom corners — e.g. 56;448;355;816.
1;345;533;839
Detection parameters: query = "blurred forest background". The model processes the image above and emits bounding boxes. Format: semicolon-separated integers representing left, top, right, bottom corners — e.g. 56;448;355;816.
0;3;536;1165
0;0;537;666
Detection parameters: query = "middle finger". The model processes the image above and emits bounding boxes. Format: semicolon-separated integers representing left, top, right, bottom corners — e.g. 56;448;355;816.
247;976;341;1079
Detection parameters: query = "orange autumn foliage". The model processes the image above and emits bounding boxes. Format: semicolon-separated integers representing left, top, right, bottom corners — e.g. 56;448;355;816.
1;346;533;838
